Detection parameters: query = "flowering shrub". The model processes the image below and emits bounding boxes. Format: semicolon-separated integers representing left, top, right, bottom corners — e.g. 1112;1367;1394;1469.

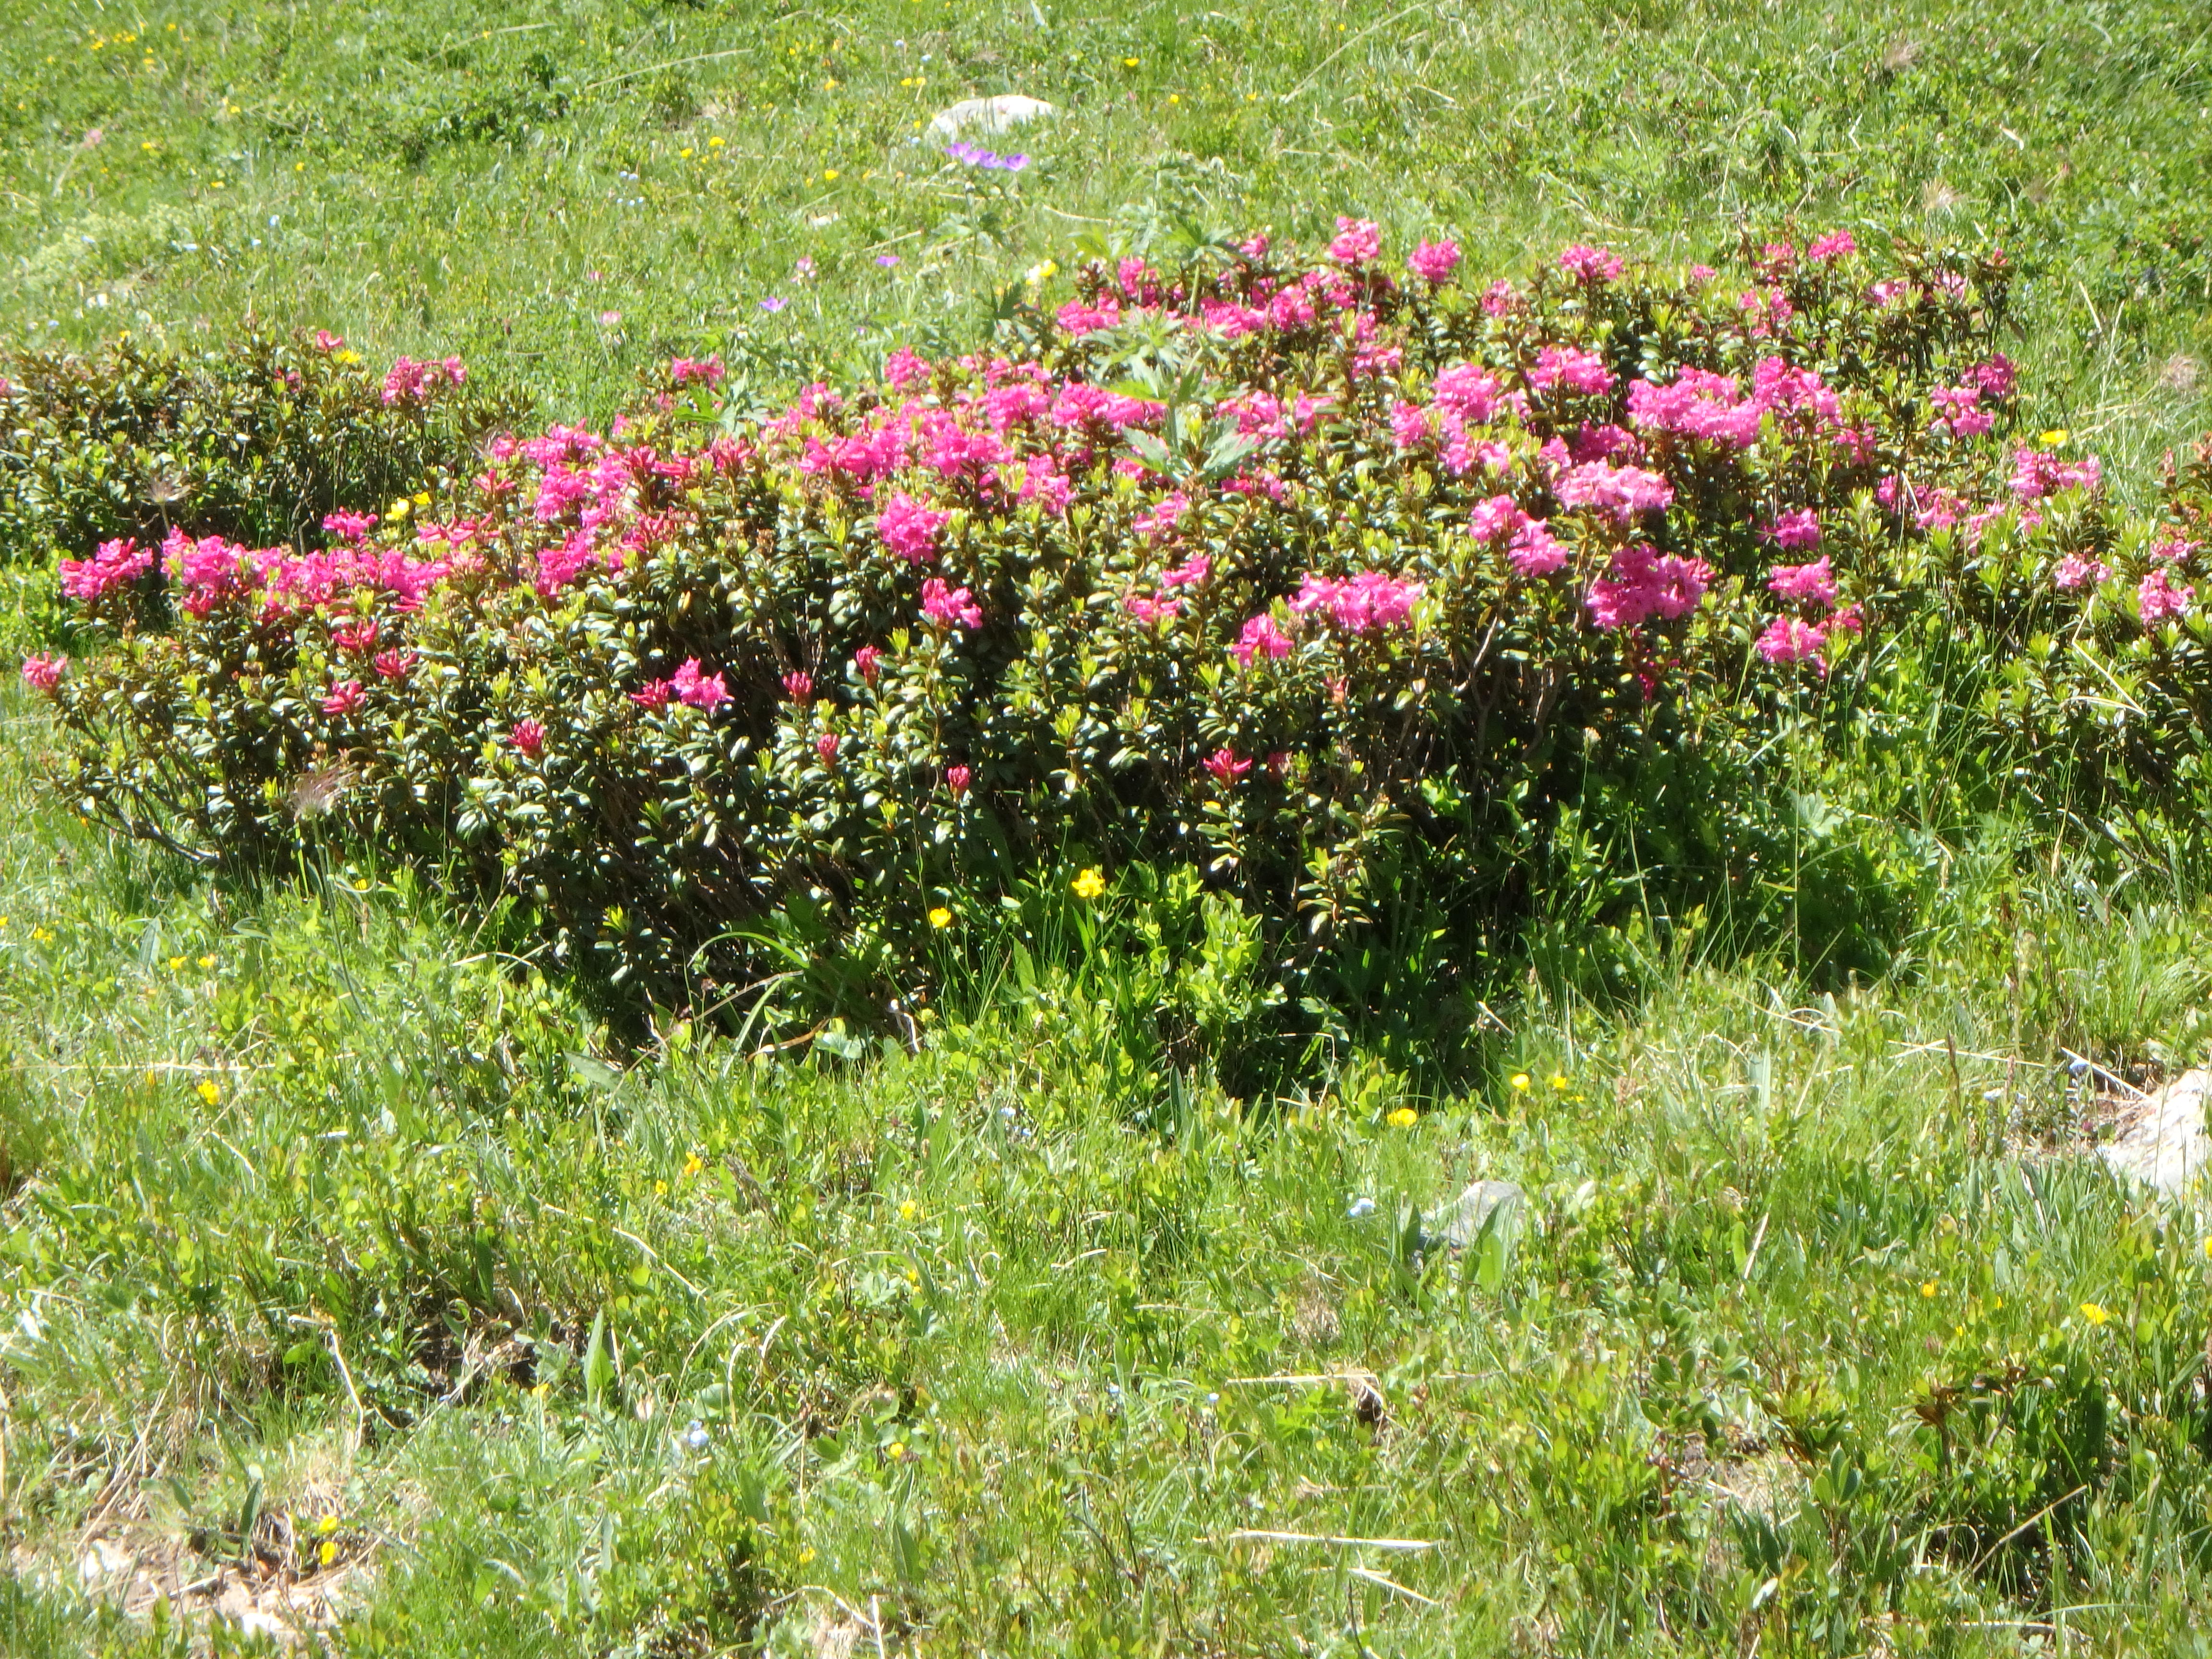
0;326;526;567
30;227;2212;1022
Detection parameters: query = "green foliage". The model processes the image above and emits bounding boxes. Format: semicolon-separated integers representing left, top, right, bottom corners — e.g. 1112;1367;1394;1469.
0;326;527;568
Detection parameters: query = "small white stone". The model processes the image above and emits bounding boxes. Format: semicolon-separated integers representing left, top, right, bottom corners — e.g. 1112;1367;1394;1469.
926;95;1056;140
2100;1068;2211;1194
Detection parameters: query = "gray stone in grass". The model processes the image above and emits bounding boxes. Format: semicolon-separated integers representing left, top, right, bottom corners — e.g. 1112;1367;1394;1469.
1428;1179;1524;1250
2100;1068;2212;1194
926;95;1057;140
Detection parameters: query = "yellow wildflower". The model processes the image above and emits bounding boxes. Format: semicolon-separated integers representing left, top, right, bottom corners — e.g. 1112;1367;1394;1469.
899;1199;917;1220
1920;1281;1937;1298
1072;866;1106;901
1509;1072;1531;1092
1549;1072;1569;1091
197;954;215;969
1385;1107;1418;1128
319;1540;337;1567
196;1079;221;1106
928;906;952;929
2039;429;2070;447
683;1152;704;1178
2080;1301;2110;1326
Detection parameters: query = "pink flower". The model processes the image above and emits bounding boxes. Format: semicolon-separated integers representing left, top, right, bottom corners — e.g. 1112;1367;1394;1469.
670;354;725;386
671;658;729;711
1767;556;1838;608
1125;593;1181;626
321;510;377;543
2140;568;2194;625
884;347;931;391
816;733;842;763
1161;553;1212;589
1203;748;1253;784
920;577;983;631
510;719;546;757
2051;554;2110;591
1469;495;1528;544
330;617;380;655
313;329;346;353
381;355;465;405
1508;519;1568;578
2011;447;2103;502
321;679;366;717
1229;613;1292;666
1755;615;1829;671
854;645;883;685
1291;571;1424;634
1407;240;1461;284
59;536;154;602
782;671;814;702
1764;509;1822;551
1529;345;1615;397
1432;364;1501;422
630;678;674;709
1805;230;1857;262
1552;460;1673;523
1328;216;1381;265
372;649;415;680
877;492;950;564
1585;544;1713;629
1972;354;2017;401
946;764;971;797
20;653;65;693
1556;244;1624;284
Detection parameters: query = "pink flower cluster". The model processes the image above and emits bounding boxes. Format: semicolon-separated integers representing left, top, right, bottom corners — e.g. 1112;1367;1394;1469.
2011;447;2103;502
920;578;982;631
878;492;950;563
670;355;725;387
1290;571;1425;635
1585;545;1714;630
59;536;154;602
382;355;467;405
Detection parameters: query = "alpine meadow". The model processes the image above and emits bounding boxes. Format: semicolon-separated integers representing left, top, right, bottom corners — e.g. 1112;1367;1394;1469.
2;2;2212;1655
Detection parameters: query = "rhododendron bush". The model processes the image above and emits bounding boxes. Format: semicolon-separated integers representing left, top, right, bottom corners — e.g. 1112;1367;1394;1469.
30;227;2212;1014
0;326;524;565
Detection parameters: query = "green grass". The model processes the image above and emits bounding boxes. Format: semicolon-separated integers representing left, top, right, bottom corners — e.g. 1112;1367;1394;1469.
1;0;2208;474
9;0;2212;1651
4;682;2212;1654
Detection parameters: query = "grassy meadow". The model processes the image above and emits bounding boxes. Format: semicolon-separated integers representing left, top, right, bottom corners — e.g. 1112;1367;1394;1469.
3;0;2212;1654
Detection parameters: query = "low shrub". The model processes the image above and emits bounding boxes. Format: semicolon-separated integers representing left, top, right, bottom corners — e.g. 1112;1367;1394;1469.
26;226;2212;1050
0;325;527;566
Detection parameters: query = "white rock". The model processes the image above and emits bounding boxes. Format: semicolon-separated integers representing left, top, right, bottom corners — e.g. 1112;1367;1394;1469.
926;95;1056;140
1430;1179;1524;1249
2099;1068;2212;1193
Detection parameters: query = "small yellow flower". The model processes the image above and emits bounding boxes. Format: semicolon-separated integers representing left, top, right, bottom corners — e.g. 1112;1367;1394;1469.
679;146;694;158
318;1540;337;1566
709;136;724;148
196;1080;221;1106
333;349;360;364
167;955;185;971
1385;1107;1418;1128
2080;1301;2110;1326
797;1545;816;1565
316;1515;339;1536
197;954;215;969
1167;93;1180;105
1509;1072;1531;1092
683;1152;704;1178
1920;1280;1937;1298
823;168;841;181
353;877;370;891
899;1199;917;1220
412;492;431;507
31;926;52;943
928;906;952;929
653;1179;668;1195
886;1440;906;1460
1123;56;1140;67
2202;1236;2212;1261
1072;866;1106;901
2039;429;2070;447
1549;1072;1569;1091
387;498;411;519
